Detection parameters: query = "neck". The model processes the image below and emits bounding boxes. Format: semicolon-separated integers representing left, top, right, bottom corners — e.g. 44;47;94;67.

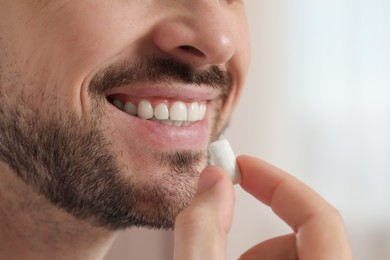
0;164;118;260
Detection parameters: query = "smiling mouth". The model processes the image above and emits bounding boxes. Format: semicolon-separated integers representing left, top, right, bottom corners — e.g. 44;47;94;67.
107;95;208;127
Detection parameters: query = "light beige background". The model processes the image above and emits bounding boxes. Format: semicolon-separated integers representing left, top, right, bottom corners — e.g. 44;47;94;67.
105;1;390;259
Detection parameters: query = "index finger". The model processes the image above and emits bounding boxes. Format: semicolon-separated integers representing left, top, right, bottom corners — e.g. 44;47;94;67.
237;155;352;259
237;155;333;230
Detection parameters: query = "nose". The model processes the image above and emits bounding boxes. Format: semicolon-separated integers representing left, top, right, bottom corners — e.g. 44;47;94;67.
152;2;236;67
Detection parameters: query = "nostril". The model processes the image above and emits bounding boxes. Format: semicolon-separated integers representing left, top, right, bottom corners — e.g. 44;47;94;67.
179;45;205;58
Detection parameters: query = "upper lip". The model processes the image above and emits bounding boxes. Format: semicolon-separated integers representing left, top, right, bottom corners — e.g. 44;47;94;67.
105;83;222;102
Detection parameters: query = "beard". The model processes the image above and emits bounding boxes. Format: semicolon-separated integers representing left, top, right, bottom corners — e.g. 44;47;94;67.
0;56;231;230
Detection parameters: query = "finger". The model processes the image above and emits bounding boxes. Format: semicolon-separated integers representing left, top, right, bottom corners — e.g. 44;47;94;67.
237;155;330;228
237;155;352;259
240;234;297;260
174;166;235;260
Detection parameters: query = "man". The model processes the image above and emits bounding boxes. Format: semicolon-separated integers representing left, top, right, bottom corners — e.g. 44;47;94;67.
0;1;352;259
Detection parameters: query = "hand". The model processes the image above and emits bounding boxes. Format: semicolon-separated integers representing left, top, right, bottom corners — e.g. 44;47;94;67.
174;165;234;260
173;155;353;260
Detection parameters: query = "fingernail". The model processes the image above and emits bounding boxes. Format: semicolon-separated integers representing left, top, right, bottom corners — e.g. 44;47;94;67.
197;167;221;194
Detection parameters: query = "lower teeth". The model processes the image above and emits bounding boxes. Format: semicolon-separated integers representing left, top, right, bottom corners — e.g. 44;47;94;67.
150;117;194;127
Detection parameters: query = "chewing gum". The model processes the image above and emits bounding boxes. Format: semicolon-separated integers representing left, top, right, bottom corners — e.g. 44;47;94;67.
208;139;241;185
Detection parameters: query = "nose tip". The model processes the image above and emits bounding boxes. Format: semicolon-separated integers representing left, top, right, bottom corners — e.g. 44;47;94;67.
152;12;235;66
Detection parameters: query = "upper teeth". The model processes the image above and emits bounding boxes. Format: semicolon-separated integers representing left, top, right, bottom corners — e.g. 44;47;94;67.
111;99;207;126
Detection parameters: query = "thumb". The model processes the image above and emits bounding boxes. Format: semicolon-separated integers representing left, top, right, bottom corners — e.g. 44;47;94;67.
173;166;235;260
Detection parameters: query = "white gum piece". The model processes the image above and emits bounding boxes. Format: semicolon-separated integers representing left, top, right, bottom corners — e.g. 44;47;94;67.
208;139;241;185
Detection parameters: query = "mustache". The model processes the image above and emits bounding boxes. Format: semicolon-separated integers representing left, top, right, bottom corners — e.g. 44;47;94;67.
88;56;232;97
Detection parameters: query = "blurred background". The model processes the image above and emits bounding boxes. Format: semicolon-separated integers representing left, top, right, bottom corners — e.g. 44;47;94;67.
106;1;390;259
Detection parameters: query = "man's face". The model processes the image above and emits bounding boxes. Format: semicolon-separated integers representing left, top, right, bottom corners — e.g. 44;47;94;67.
0;1;250;229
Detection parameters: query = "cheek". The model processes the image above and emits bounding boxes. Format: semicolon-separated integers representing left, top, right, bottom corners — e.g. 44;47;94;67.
218;18;251;130
48;1;159;75
14;2;151;115
234;14;252;80
46;5;136;79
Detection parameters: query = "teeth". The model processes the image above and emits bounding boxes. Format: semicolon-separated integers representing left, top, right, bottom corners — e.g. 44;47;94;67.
170;101;187;121
199;103;207;119
182;121;192;127
173;120;184;127
113;100;124;110
112;98;207;126
187;102;200;121
154;103;169;120
137;100;154;119
123;102;137;116
161;119;174;126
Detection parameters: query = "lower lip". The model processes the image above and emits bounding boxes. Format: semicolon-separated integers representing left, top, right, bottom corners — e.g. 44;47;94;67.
107;103;210;150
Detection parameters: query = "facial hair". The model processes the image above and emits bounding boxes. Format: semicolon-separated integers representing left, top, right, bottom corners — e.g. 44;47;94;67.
0;56;231;230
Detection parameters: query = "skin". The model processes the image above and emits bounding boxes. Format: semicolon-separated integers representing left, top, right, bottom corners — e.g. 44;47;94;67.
175;157;353;259
0;0;352;259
